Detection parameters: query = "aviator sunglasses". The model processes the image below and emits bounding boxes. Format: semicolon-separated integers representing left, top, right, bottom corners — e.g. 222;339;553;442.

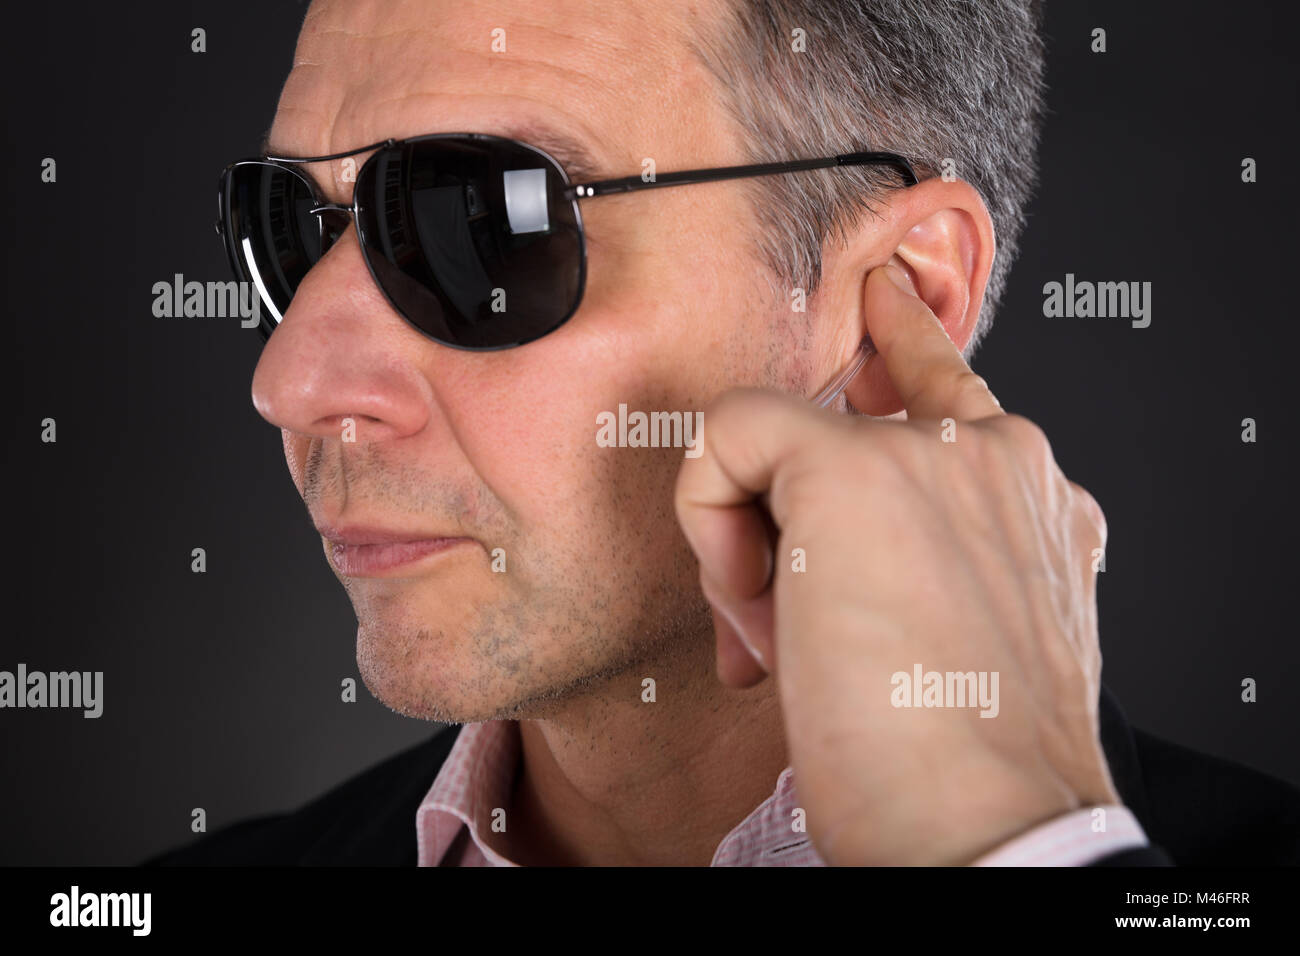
216;132;919;350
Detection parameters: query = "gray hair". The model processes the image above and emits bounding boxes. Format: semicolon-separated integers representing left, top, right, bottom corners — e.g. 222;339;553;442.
691;0;1047;354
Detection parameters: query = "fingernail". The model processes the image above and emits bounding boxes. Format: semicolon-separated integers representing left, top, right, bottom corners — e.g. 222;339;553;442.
701;572;769;671
734;623;768;672
884;263;918;297
717;601;768;672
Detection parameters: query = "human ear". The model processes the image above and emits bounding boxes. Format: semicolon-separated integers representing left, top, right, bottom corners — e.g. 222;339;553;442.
840;179;995;417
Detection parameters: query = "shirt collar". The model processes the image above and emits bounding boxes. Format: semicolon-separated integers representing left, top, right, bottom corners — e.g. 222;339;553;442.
415;719;826;866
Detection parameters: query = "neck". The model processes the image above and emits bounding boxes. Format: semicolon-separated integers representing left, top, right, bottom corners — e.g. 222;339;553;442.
500;635;788;866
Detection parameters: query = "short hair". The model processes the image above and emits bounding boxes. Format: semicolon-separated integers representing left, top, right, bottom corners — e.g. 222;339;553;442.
691;0;1047;353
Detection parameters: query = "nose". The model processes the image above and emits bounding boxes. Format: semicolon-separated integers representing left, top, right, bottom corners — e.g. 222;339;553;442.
250;231;432;442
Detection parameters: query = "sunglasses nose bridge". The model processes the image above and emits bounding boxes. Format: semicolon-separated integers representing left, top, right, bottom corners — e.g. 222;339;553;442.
307;203;360;263
308;201;355;218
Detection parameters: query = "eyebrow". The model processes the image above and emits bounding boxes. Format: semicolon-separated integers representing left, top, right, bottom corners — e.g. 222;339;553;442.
498;124;604;184
257;125;606;185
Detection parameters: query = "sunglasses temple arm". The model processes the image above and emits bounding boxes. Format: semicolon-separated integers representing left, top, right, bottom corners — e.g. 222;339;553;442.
566;152;918;200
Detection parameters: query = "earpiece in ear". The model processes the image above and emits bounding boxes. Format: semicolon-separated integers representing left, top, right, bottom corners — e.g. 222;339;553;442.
811;334;875;409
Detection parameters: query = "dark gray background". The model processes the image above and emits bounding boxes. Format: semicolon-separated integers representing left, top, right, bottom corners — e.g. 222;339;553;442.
3;1;1296;865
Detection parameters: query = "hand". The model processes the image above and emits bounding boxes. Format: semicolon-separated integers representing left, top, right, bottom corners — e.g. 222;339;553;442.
674;264;1121;865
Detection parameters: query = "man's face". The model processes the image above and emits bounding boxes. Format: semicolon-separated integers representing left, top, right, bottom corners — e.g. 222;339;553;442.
251;0;813;722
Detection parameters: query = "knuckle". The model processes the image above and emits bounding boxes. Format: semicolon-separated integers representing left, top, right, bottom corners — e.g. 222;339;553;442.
1069;481;1108;542
707;386;777;420
958;371;992;399
943;370;992;414
999;415;1061;492
955;420;998;478
1000;414;1051;457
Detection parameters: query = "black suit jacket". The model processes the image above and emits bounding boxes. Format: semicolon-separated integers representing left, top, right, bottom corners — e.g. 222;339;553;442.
143;684;1300;866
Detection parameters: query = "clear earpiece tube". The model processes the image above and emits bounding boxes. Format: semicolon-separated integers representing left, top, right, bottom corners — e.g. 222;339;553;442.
810;335;874;409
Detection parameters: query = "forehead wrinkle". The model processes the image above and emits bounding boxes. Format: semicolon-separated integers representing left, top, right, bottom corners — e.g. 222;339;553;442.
278;49;619;155
320;88;608;159
274;1;737;193
281;7;695;142
301;0;690;73
294;22;631;96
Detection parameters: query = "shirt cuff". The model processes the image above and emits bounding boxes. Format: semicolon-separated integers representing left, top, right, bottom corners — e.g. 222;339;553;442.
970;805;1148;866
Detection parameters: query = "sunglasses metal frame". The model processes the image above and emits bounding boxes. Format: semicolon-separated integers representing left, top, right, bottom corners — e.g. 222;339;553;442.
217;132;921;348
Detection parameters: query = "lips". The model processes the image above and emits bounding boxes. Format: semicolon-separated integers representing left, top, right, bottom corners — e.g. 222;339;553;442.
316;524;473;576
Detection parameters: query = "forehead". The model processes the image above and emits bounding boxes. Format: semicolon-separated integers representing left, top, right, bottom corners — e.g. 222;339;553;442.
269;0;731;182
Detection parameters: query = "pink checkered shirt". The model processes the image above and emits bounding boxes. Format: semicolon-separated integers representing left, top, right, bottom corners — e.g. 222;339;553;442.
415;719;1149;866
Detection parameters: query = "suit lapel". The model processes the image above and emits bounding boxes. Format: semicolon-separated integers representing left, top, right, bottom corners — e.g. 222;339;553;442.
1097;682;1154;827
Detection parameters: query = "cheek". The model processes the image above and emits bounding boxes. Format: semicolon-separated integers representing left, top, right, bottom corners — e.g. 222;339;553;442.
433;200;761;542
282;430;312;496
445;313;710;541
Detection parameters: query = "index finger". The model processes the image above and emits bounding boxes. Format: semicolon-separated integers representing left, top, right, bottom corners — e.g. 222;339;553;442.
674;388;828;600
865;264;1004;421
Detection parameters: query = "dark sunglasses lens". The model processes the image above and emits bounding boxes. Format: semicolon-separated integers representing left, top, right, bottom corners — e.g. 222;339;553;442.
222;163;327;328
354;137;583;349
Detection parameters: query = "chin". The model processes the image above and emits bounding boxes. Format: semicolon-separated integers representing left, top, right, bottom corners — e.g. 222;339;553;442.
354;621;495;724
350;612;575;724
346;555;709;723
